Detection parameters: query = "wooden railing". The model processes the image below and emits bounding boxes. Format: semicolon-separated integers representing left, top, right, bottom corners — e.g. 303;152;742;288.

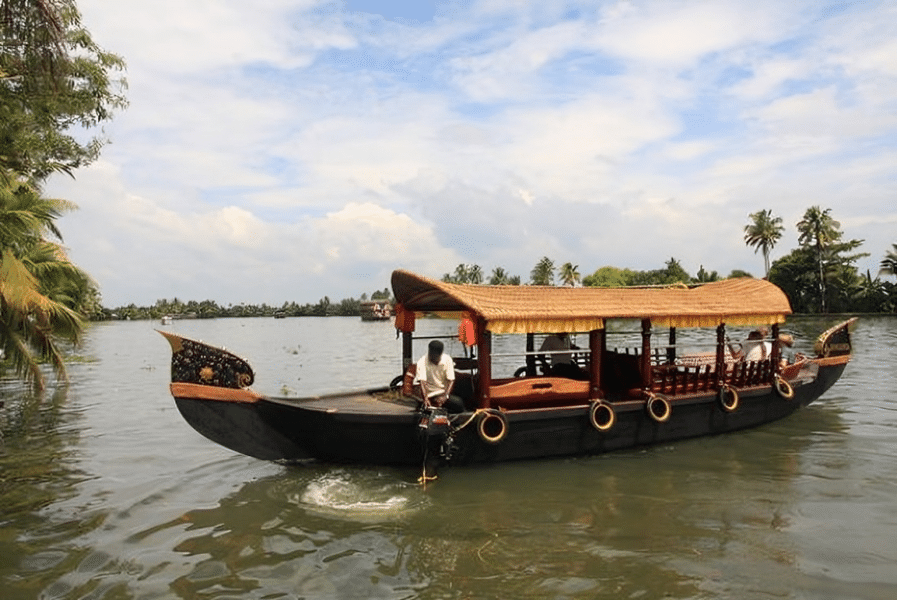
651;357;776;395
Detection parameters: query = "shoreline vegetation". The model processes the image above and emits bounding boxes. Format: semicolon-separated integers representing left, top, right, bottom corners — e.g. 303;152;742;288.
98;211;897;323
99;250;897;322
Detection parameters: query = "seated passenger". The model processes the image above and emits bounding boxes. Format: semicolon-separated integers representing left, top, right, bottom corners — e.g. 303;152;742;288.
741;328;772;362
539;333;588;380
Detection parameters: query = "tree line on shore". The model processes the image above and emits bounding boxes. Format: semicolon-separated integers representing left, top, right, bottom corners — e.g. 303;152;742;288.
104;206;897;321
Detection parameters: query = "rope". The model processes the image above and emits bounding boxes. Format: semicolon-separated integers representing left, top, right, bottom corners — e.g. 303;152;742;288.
418;408;494;485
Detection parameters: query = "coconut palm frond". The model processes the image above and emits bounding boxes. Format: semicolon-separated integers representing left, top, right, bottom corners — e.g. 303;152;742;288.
0;311;47;390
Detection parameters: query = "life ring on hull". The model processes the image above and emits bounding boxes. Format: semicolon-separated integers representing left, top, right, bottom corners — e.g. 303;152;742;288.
646;393;672;423
718;384;739;413
477;409;509;444
774;376;795;400
588;401;616;432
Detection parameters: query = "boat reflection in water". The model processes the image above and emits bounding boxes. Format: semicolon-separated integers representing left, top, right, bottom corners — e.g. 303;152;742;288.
162;270;854;480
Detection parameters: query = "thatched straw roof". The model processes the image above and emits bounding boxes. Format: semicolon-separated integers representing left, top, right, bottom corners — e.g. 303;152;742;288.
391;270;791;334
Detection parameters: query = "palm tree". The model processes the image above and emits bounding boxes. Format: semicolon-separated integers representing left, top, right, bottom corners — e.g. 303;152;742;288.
744;209;784;278
1;176;86;389
468;264;483;285
530;257;555;286
797;206;841;313
489;267;509;285
880;244;897;278
559;262;580;287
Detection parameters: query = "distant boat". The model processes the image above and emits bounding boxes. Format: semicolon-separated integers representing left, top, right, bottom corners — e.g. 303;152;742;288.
360;301;391;321
161;315;173;325
273;311;287;319
161;270;854;480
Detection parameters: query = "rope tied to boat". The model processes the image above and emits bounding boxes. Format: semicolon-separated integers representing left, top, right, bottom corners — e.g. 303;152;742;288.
417;408;506;485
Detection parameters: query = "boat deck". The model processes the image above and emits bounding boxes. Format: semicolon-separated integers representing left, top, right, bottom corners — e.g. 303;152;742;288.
264;389;419;415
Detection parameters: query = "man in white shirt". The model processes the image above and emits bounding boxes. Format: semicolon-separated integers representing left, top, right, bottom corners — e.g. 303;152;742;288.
415;340;464;412
742;328;772;362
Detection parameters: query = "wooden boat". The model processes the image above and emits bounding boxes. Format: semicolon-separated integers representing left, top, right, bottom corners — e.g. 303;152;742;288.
360;300;392;321
161;270;855;477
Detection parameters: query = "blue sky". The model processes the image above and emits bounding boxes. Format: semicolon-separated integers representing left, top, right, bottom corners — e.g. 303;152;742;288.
49;0;897;306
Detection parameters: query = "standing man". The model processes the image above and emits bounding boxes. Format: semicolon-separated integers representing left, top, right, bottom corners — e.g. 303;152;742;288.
416;340;465;413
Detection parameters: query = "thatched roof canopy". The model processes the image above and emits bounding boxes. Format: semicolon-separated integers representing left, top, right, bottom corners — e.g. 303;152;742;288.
391;270;791;334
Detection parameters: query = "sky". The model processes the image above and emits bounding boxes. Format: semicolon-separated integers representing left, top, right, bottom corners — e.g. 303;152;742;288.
47;0;897;307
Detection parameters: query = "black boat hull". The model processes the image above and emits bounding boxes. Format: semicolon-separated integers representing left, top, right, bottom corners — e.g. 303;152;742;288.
171;358;848;466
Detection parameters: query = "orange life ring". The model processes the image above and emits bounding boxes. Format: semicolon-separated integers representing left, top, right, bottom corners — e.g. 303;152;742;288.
588;401;615;432
646;393;672;423
477;409;509;444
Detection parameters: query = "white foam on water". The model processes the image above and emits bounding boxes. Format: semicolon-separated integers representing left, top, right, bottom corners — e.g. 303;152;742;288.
294;471;424;522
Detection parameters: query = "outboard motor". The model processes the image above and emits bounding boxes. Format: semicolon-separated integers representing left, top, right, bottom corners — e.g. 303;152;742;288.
417;406;455;481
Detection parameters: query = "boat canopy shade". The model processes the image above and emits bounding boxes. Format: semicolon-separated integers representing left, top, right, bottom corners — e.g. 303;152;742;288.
391;270;792;334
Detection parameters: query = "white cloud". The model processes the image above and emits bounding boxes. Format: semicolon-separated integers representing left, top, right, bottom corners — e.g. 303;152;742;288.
48;0;897;305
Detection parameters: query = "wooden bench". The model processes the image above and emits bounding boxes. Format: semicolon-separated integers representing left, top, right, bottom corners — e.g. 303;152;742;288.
489;377;589;409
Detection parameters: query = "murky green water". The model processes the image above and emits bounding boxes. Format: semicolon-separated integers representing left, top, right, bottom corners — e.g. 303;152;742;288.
1;316;894;599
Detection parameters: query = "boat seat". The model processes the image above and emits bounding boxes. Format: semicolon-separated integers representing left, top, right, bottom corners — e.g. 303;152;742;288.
489;377;589;409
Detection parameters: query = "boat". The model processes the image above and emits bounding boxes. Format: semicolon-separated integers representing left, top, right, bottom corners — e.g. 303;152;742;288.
360;300;392;321
161;270;855;479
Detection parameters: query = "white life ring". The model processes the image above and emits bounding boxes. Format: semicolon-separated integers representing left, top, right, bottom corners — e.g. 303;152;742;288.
477;409;509;444
774;376;795;400
646;393;672;423
718;384;740;412
588;401;616;432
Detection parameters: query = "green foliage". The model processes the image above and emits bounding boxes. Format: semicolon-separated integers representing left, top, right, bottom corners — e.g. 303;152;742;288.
0;0;126;388
880;244;897;278
744;209;784;277
0;175;91;389
769;234;869;313
558;262;580;287
582;266;633;287
583;258;692;287
444;264;520;285
530;256;554;286
1;0;128;180
695;265;719;283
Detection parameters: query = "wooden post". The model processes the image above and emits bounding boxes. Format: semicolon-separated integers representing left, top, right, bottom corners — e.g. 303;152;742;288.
667;327;677;365
589;329;604;400
402;330;413;370
641;319;652;387
716;324;726;385
477;320;492;408
771;323;781;373
526;333;536;376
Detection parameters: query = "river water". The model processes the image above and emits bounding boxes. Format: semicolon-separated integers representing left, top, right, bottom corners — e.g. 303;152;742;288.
1;315;894;599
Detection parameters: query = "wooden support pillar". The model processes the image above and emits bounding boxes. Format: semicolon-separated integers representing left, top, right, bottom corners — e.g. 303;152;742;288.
641;319;652;387
402;330;413;370
589;329;604;400
526;333;536;376
477;320;492;409
716;324;726;385
771;323;781;372
667;327;677;365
